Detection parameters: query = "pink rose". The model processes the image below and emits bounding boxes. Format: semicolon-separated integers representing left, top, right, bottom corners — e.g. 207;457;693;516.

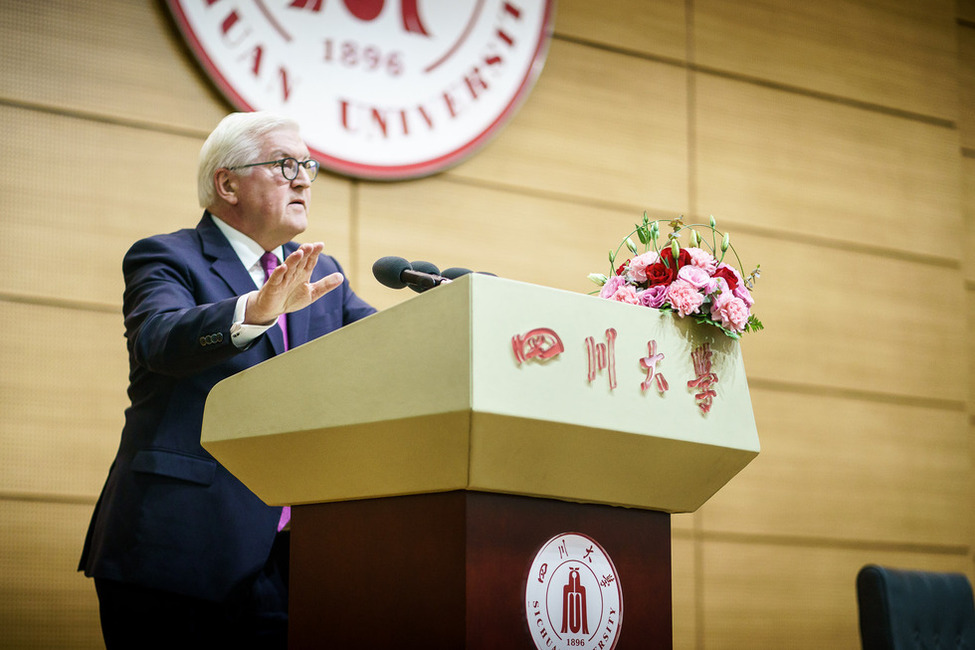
627;252;659;283
677;265;711;291
599;274;626;299
610;285;640;304
710;291;750;332
667;280;705;317
638;284;669;309
684;247;718;274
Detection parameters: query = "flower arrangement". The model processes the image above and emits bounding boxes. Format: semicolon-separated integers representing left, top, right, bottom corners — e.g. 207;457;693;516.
589;213;763;339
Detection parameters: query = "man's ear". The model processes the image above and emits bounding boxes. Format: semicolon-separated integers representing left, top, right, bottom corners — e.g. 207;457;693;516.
214;169;239;205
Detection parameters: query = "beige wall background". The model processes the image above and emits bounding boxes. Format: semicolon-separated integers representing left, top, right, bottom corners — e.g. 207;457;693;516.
0;0;972;647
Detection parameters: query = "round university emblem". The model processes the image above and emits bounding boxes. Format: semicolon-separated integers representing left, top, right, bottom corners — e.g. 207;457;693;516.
167;0;554;180
525;532;623;650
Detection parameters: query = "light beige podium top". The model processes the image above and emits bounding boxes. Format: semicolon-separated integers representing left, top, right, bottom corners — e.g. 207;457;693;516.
201;274;759;513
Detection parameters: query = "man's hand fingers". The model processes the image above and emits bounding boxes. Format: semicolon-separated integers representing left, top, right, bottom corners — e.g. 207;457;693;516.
309;272;344;300
287;243;323;282
250;244;334;321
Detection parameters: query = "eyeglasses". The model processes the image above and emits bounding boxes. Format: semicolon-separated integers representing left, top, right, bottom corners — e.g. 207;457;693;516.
228;157;320;182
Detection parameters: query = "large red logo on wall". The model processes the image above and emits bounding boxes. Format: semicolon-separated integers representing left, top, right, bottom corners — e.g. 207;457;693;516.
167;0;554;180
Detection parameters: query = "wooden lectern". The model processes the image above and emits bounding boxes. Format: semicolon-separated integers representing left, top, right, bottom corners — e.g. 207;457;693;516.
201;274;760;649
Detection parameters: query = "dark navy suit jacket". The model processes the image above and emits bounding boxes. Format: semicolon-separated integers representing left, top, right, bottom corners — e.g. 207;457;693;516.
79;213;375;601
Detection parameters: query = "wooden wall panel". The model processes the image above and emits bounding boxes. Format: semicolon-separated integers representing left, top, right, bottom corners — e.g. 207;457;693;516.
672;531;698;650
297;174;357;281
554;0;687;61
0;501;102;650
694;74;962;261
694;0;958;121
449;39;689;211
965;153;975;573
961;25;975;150
0;105;202;305
700;388;970;547
0;0;226;132
700;539;971;649
967;157;975;412
722;231;966;402
965;157;975;281
0;303;126;498
355;176;654;310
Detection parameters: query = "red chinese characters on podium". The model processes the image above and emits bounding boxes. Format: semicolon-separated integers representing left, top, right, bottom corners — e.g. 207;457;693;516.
640;340;669;395
510;325;721;416
512;328;565;364
585;328;618;390
687;343;718;414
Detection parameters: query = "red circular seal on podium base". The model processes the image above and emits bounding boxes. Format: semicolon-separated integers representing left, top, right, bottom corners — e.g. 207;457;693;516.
526;532;624;650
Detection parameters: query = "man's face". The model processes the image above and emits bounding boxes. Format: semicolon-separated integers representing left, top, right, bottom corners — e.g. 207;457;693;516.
234;127;313;250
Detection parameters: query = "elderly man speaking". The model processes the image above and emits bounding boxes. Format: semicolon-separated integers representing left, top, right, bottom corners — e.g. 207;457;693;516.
80;112;375;649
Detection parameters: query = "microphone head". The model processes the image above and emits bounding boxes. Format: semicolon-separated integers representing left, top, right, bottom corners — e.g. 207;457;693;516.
372;256;412;289
410;260;440;275
408;260;441;293
442;267;473;280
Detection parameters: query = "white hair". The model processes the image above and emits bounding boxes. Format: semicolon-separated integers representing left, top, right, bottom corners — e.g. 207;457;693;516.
197;111;301;209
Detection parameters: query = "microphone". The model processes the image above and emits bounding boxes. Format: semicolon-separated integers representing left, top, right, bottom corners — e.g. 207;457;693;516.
408;260;442;293
444;268;497;279
442;267;473;280
372;256;447;291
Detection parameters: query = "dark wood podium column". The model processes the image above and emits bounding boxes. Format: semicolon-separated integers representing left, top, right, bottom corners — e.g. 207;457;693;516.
289;491;672;649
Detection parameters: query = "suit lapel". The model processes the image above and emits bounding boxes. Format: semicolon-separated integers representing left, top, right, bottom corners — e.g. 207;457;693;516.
198;214;258;298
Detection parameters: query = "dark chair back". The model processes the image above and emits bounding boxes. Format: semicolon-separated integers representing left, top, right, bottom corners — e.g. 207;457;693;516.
856;564;975;650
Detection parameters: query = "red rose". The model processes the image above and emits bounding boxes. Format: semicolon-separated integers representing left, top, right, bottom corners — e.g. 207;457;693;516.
645;262;674;287
712;266;739;291
646;248;691;286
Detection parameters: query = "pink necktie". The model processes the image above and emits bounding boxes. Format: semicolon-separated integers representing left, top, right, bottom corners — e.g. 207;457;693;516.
259;251;289;351
259;251;291;531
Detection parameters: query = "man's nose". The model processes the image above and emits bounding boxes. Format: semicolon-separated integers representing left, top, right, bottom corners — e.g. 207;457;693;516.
292;167;312;188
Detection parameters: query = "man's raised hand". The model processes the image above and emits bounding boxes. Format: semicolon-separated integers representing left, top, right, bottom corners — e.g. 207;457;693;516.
244;242;344;325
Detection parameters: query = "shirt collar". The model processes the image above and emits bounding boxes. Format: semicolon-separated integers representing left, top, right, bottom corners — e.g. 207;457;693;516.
210;214;284;275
